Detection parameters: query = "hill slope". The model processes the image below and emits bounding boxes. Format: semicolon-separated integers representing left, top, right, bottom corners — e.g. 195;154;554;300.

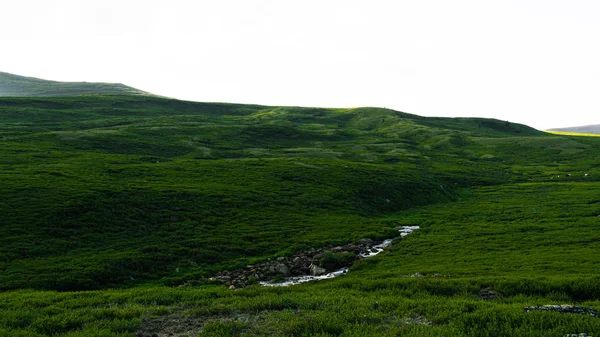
0;71;153;97
0;94;578;291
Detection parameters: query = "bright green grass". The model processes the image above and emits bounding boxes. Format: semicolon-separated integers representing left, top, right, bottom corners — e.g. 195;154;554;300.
2;95;600;335
362;182;600;279
545;130;600;137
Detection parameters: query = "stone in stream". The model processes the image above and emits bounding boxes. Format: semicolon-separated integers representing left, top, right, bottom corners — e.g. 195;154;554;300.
310;264;327;276
358;238;374;245
275;263;290;276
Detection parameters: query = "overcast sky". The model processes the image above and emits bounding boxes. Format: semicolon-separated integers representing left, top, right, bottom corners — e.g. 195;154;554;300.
2;0;599;130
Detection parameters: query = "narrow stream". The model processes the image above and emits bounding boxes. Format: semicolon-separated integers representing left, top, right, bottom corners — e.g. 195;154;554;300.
260;226;420;287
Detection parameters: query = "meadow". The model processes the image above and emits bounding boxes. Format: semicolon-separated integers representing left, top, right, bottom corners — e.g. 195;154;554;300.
1;95;600;336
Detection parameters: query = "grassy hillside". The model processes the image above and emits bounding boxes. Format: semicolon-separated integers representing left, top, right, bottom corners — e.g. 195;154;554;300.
1;96;503;290
0;72;153;97
2;95;600;336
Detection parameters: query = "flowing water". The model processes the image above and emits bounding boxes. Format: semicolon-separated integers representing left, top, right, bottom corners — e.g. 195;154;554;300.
260;226;420;287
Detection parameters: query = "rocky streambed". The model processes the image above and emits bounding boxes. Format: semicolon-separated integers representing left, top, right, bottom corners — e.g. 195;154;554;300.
211;226;419;288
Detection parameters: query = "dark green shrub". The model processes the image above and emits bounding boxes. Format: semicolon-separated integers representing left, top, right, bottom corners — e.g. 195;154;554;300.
319;252;356;270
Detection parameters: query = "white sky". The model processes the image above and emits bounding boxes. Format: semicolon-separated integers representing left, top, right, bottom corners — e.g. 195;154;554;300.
2;0;599;130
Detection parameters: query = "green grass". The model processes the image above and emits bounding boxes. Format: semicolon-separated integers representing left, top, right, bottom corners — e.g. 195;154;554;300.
2;276;600;336
2;95;600;335
545;130;600;137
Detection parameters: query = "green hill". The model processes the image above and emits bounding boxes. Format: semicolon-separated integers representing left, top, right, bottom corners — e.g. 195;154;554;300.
0;95;549;290
0;71;153;97
1;95;600;336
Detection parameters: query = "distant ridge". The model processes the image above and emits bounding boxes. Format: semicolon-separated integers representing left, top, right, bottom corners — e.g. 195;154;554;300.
0;71;154;97
547;124;600;135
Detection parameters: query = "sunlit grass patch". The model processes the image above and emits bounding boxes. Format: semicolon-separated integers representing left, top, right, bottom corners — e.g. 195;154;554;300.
545;130;600;137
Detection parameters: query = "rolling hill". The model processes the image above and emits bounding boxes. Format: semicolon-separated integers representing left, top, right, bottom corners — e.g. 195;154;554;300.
0;71;153;97
1;90;600;336
548;124;600;135
1;95;542;289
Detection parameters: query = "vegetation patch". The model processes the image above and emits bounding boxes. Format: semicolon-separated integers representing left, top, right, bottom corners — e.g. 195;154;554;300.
318;252;356;270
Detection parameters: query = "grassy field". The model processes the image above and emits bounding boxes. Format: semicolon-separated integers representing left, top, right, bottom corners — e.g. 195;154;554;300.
1;95;600;335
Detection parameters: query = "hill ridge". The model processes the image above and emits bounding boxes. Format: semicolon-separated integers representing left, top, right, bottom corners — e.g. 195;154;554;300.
0;71;154;97
548;124;600;134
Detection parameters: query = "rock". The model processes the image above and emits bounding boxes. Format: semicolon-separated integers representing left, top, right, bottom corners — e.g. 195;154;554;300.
401;315;433;326
410;273;423;278
345;244;361;254
310;264;327;276
479;287;497;300
358;238;374;245
524;305;598;317
275;263;290;276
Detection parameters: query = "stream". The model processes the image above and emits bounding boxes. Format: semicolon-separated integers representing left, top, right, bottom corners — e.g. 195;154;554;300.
260;225;420;287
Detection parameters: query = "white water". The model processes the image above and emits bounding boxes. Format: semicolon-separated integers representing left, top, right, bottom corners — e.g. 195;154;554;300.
260;226;420;287
398;225;420;237
260;267;350;287
358;239;393;258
